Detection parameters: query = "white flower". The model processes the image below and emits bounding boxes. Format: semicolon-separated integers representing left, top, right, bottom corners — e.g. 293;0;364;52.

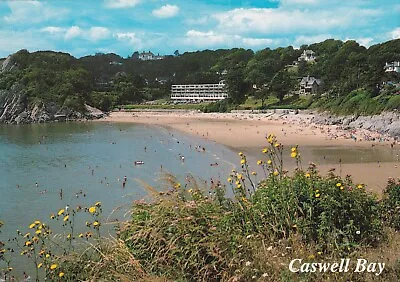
245;261;251;266
356;230;361;235
262;273;268;277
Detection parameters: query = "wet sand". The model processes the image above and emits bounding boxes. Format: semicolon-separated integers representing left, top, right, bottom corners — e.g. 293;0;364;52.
99;111;400;194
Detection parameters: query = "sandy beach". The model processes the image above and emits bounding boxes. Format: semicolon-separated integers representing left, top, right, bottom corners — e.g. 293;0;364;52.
99;110;400;194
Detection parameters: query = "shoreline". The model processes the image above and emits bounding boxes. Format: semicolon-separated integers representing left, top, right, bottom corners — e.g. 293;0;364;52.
98;111;400;194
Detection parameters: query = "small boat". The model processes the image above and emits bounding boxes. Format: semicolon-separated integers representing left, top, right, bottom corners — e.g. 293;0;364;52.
134;161;144;165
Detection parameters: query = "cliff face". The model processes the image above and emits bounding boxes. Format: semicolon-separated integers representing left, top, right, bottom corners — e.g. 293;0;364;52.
0;54;104;124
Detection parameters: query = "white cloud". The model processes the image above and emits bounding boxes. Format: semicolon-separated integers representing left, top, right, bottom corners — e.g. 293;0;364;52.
115;32;143;48
293;34;332;47
104;0;141;9
184;30;280;49
88;27;111;41
0;30;55;57
4;1;68;23
65;26;83;40
185;16;209;25
152;4;180;19
213;8;382;36
279;0;319;5
41;26;65;35
390;27;400;39
353;37;374;47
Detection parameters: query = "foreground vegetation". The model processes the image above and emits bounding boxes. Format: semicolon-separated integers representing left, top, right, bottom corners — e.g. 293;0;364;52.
1;136;400;281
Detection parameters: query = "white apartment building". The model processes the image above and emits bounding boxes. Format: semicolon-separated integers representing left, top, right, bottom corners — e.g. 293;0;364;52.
171;81;228;102
298;50;316;62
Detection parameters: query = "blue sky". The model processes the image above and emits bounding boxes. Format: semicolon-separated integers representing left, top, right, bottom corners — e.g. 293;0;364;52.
0;0;399;58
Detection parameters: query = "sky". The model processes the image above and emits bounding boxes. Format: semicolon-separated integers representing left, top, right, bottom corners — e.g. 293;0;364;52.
0;0;399;58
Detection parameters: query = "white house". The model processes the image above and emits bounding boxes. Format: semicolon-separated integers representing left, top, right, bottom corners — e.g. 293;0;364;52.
298;50;316;62
138;51;164;61
299;76;322;95
171;81;228;103
384;61;400;73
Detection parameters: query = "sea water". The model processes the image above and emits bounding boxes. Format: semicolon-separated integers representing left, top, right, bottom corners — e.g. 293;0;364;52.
0;121;242;278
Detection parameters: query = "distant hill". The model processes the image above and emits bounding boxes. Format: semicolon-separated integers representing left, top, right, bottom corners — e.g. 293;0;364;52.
0;39;399;123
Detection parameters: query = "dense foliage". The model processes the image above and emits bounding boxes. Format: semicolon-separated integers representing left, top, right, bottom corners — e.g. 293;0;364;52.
1;39;399;114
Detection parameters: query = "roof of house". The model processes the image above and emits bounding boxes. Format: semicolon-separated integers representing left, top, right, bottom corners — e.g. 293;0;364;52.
300;76;321;86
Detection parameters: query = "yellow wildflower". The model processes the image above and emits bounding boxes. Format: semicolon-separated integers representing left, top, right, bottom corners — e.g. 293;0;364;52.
67;234;71;239
251;171;257;175
50;214;55;219
88;207;96;214
227;177;232;183
315;190;320;193
274;143;280;148
315;194;320;198
46;254;50;258
50;264;57;270
308;254;315;260
37;263;43;269
95;202;102;207
291;147;297;152
267;160;272;165
35;230;42;235
63;215;69;222
59;272;65;278
291;152;297;158
78;233;84;238
340;186;344;190
25;241;32;247
238;152;243;156
257;160;263;165
240;159;246;165
273;170;279;176
237;173;243;180
262;148;268;153
336;183;342;187
58;209;65;216
93;221;100;227
235;180;240;185
317;252;322;255
32;237;39;243
305;173;311;178
237;184;242;189
39;250;45;255
24;233;30;238
34;220;41;225
7;267;12;271
188;189;193;193
357;184;363;189
29;223;36;229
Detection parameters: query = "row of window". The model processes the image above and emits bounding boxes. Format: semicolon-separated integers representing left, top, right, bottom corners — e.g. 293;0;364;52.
171;94;228;98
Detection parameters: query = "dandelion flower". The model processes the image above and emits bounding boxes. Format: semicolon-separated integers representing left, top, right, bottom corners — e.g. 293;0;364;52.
237;173;243;180
240;159;246;165
257;160;263;165
67;234;71;239
88;207;96;214
315;193;320;198
340;186;344;190
58;209;65;216
45;254;50;258
305;173;311;178
63;215;69;222
357;184;363;189
93;221;100;227
336;183;342;187
274;143;280;148
25;241;32;246
262;148;268;153
50;264;57;270
78;233;84;238
59;272;65;278
291;152;297;158
35;230;42;235
291;147;297;152
273;170;279;176
317;251;322;255
29;223;36;229
227;178;232;183
267;160;272;165
37;263;43;269
34;220;41;225
238;152;243;156
237;184;242;189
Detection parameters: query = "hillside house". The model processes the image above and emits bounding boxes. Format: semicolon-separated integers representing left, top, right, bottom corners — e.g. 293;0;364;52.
299;76;321;95
138;51;164;61
384;61;400;73
298;50;316;62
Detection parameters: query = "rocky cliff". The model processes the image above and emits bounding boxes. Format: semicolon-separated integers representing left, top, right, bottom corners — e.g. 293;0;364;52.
311;111;400;138
0;54;104;124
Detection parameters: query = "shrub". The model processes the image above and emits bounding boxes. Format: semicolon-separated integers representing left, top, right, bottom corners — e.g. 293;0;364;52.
380;178;400;230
